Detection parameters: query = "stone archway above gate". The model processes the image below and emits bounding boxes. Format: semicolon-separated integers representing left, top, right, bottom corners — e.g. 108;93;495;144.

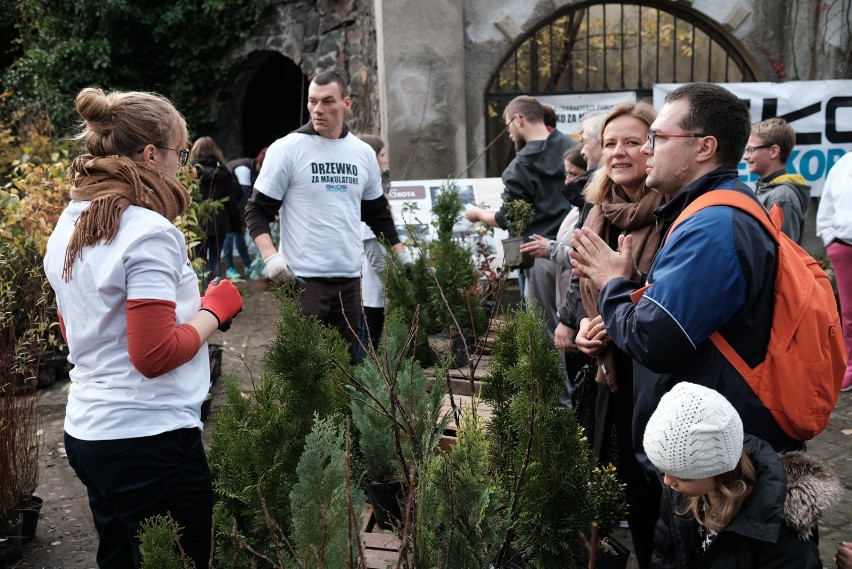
484;0;764;175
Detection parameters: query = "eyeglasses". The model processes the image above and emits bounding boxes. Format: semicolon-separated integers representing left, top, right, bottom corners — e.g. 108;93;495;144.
159;146;190;167
646;131;706;150
743;144;772;155
503;114;518;131
132;146;190;167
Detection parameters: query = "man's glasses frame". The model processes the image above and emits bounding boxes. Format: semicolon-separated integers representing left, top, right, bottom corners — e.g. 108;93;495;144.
646;131;706;150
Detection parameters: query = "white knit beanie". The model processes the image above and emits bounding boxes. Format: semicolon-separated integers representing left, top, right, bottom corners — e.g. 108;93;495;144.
643;382;744;479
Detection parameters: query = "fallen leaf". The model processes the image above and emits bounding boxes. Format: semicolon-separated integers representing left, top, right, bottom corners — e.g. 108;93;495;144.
841;428;852;436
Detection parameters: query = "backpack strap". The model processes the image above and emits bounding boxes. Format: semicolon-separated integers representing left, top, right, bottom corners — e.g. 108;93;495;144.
664;190;783;378
665;189;782;246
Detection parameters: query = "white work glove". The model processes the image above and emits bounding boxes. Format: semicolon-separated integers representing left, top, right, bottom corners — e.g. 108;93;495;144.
263;252;296;285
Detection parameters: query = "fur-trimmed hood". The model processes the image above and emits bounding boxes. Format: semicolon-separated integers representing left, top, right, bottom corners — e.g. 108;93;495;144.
780;451;842;540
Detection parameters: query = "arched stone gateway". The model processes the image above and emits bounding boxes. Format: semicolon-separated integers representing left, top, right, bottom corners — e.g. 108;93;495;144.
484;0;763;175
215;51;309;160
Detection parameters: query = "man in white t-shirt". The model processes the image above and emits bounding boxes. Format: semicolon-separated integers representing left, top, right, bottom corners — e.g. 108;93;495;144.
245;71;405;360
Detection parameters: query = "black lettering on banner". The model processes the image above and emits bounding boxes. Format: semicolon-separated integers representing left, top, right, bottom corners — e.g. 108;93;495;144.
762;98;821;145
826;96;852;143
311;176;319;183
311;163;319;174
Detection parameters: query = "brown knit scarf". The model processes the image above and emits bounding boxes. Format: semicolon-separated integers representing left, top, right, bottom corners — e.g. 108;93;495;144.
63;154;191;281
580;185;665;391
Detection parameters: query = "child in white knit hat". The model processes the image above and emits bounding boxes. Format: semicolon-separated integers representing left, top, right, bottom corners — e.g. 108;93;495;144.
643;382;840;569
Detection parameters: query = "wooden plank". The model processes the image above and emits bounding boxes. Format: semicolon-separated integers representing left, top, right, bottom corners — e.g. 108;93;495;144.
362;531;401;550
363;547;399;569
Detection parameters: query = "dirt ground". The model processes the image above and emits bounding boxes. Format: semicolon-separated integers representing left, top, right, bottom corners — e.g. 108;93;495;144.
10;276;852;568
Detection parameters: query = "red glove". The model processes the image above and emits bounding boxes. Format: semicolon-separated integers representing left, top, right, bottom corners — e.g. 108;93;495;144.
200;278;243;329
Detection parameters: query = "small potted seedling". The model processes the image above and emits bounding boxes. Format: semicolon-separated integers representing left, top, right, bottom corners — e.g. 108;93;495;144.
500;199;534;269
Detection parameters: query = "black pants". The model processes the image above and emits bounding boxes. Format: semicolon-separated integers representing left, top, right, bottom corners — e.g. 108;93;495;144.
354;306;385;364
297;277;361;362
65;428;213;569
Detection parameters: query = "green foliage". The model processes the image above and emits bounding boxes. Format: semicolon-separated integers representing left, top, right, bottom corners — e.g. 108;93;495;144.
502;199;534;237
383;249;434;366
349;309;449;484
416;403;503;568
385;180;486;362
4;0;264;133
480;306;626;568
207;287;351;566
290;415;364;569
139;515;194;569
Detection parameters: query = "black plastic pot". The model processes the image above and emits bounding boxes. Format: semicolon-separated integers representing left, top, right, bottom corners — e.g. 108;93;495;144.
1;511;23;563
501;237;534;270
17;494;43;543
0;538;16;569
595;535;631;569
365;480;402;530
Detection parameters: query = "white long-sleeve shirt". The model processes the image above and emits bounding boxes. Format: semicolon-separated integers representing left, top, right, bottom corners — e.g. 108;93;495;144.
816;151;852;246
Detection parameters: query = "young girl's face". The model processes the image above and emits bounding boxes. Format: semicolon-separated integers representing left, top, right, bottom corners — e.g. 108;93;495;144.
662;473;717;497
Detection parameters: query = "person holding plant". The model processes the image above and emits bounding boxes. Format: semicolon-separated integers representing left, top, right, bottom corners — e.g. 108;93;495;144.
569;101;665;569
43;87;243;569
464;95;575;337
645;382;839;568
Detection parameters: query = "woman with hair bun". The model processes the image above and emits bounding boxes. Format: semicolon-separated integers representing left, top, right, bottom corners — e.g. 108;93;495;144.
43;87;243;568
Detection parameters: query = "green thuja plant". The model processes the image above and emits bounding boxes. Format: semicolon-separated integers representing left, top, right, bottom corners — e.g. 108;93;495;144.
415;402;503;568
347;308;451;564
502;199;534;237
139;515;193;569
481;306;626;569
208;285;351;567
349;309;450;485
289;415;364;569
385;180;487;367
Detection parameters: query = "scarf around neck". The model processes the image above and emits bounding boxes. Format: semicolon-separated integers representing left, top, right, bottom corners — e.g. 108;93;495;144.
63;154;191;281
580;185;665;391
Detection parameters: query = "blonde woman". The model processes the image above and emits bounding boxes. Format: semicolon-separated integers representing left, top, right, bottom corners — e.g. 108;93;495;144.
567;101;664;569
44;87;242;568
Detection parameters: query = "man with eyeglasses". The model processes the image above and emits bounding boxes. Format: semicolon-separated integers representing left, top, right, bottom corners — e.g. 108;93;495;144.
570;82;803;479
465;95;575;338
745;117;810;244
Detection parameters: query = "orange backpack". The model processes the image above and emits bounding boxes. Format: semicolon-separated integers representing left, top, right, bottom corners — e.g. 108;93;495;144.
660;190;845;440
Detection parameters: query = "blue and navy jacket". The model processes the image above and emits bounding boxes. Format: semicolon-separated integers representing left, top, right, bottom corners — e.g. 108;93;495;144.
598;167;802;476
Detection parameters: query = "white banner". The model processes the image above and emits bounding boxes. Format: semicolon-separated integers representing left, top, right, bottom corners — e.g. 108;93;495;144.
654;80;852;196
538;91;636;139
388;178;510;270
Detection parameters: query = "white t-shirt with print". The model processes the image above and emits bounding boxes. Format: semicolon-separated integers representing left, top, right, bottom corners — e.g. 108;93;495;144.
44;202;208;441
253;132;383;278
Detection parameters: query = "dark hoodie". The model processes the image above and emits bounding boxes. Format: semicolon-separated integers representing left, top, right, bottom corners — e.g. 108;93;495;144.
754;170;811;244
193;157;243;238
494;129;575;239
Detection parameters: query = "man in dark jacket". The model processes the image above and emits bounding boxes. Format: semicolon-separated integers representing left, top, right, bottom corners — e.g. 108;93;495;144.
465;95;574;336
569;82;804;476
744;117;810;244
